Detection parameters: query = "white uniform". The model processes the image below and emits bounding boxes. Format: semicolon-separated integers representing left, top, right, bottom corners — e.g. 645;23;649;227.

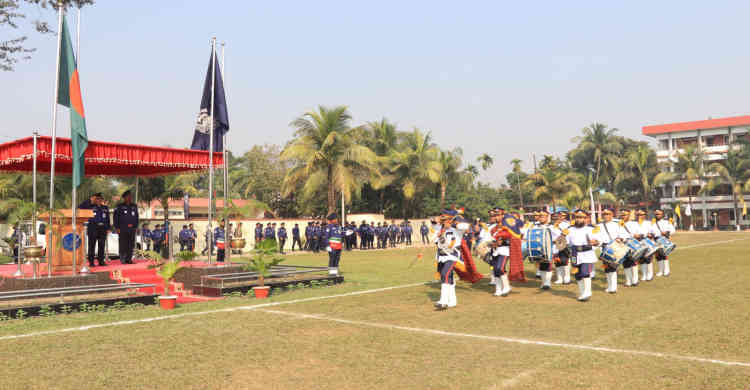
567;224;596;301
433;225;463;308
636;220;654;281
650;218;675;276
597;221;622;293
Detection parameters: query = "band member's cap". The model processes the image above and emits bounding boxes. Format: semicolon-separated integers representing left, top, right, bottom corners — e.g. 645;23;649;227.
92;192;103;198
539;209;550;215
602;208;614;215
121;190;132;198
574;209;588;216
327;213;338;221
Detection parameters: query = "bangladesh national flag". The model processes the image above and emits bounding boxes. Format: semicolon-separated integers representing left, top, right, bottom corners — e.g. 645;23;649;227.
57;15;88;188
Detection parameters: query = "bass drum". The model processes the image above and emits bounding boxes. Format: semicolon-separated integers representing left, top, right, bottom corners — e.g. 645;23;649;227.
525;227;552;262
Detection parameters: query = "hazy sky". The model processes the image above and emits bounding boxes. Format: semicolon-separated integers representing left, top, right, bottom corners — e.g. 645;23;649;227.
3;1;750;186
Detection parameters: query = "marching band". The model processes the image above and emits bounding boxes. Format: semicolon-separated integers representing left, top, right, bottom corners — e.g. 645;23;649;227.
429;206;677;309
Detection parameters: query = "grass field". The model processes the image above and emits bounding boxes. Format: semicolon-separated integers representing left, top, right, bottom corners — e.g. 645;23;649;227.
1;232;749;389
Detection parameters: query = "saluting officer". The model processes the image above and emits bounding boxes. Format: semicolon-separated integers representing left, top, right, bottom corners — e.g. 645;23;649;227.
80;192;109;267
113;190;139;264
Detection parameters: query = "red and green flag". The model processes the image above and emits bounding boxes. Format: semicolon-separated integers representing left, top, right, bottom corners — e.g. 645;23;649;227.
56;15;88;188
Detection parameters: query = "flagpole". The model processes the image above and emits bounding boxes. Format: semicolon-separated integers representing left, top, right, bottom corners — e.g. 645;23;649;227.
207;37;216;264
74;6;87;275
47;4;64;278
220;41;229;263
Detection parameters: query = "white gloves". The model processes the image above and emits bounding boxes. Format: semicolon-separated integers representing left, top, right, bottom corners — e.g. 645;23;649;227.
326;246;332;252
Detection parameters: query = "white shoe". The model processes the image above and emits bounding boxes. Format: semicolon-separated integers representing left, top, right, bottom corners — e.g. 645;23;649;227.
664;260;670;276
435;283;449;308
606;272;617;293
577;280;587;301
624;267;632;287
656;260;664;277
563;265;571;284
329;267;338;276
501;275;511;296
583;277;592;300
647;263;654;280
591;269;597;279
489;275;497;286
447;283;457;307
542;271;552;289
632;266;640;285
554;267;564;284
640;264;648;281
494;281;503;296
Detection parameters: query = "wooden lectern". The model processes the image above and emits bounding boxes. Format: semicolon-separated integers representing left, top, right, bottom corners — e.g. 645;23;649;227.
41;209;94;273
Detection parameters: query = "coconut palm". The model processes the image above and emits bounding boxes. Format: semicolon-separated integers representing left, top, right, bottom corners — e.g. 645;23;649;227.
280;105;377;214
654;145;707;230
524;165;583;211
705;148;750;230
616;144;659;208
571;123;622;189
386;128;441;216
437;148;462;208
477;153;494;171
510;158;525;208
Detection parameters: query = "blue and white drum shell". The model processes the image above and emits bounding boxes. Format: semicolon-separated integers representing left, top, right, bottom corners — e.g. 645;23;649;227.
525;227;552;262
641;238;660;257
656;237;676;256
600;241;629;267
624;238;647;260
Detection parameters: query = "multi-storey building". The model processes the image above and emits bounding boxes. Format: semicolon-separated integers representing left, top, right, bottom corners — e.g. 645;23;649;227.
642;115;750;229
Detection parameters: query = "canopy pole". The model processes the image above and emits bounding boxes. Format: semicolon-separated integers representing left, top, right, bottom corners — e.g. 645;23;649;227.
47;4;64;278
32;132;38;244
207;37;216;264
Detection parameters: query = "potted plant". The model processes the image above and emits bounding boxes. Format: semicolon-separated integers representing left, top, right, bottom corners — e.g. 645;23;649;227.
149;250;196;309
243;238;285;298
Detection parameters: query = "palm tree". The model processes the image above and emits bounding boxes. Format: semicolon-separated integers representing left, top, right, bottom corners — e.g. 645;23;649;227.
477;153;494;171
437;148;462;208
510;158;524;208
386;128;441;217
524;166;583;211
616;144;658;208
571;123;622;189
706;148;750;230
280;105;377;214
654;145;706;230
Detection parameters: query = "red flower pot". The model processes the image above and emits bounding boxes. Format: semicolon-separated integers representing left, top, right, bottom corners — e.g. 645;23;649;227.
159;295;177;309
253;286;270;298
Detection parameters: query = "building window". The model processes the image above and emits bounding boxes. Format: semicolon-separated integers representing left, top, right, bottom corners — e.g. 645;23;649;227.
676;137;697;148
705;135;727;147
659;139;669;150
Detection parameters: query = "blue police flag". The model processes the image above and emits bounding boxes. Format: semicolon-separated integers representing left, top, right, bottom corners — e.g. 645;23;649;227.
190;48;229;152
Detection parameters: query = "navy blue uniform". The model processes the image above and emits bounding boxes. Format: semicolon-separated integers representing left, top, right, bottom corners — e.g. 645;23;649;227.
264;226;275;240
214;226;226;262
420;224;429;244
188;228;197;251
277;227;287;253
291;225;302;251
80;200;109;266
179;228;191;251
323;223;344;274
113;202;138;264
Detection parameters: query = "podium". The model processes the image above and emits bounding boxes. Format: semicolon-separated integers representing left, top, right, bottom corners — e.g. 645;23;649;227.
41;209;94;273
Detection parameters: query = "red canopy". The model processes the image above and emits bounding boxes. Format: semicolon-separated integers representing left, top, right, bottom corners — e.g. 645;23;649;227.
0;136;223;177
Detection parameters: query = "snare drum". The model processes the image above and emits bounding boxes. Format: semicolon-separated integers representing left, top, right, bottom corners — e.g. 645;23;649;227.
641;238;660;258
599;241;629;267
656;237;675;256
624;238;646;260
525;227;552;262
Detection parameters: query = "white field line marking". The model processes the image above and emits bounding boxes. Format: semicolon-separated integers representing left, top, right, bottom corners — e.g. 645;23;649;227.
0;282;430;342
678;238;748;250
258;309;750;369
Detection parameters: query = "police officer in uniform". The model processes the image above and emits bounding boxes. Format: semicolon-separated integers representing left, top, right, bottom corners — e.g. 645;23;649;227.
113;190;138;264
291;223;302;251
323;213;344;275
80;193;109;267
277;222;288;254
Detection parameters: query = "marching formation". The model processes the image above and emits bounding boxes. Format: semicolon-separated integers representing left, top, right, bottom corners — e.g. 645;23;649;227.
429;206;676;309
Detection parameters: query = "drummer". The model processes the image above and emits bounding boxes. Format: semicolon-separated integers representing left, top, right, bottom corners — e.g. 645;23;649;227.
596;208;622;294
567;209;600;302
534;210;555;290
620;209;641;286
649;209;675;277
552;211;572;284
635;209;654;281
